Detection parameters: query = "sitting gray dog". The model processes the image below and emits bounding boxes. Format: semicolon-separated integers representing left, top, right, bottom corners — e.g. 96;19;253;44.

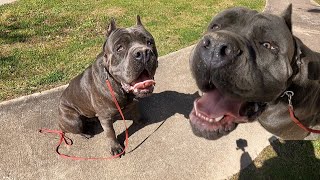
59;16;158;155
189;5;320;140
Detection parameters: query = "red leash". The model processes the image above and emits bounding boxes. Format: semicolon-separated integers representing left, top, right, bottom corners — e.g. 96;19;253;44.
288;106;320;134
39;80;129;160
282;91;320;134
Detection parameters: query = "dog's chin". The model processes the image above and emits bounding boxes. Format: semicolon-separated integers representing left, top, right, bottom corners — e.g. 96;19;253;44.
189;88;266;140
121;70;156;98
131;83;155;98
189;108;239;140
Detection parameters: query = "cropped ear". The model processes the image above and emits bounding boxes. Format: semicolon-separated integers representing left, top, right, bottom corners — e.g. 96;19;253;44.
281;4;293;32
136;15;144;26
102;50;112;71
106;18;117;37
293;37;320;80
290;37;303;78
308;61;320;80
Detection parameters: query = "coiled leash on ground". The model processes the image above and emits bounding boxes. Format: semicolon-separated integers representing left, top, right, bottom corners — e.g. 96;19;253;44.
39;80;129;160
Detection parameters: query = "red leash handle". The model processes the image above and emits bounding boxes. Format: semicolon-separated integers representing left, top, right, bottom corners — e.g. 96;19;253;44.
288;106;320;134
39;80;129;160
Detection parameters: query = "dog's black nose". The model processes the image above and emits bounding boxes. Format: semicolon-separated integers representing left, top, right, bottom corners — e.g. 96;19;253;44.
202;38;211;49
200;34;241;68
134;48;153;62
134;50;143;61
219;44;232;57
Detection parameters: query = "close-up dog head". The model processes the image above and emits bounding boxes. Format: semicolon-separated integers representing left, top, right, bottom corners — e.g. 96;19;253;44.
189;5;311;140
103;16;158;98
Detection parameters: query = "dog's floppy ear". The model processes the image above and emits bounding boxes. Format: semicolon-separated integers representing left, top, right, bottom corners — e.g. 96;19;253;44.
281;4;292;32
136;15;144;26
308;61;320;80
106;18;117;37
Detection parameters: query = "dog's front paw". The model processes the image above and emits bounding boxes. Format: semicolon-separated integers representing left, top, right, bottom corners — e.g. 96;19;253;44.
109;142;124;156
80;133;93;139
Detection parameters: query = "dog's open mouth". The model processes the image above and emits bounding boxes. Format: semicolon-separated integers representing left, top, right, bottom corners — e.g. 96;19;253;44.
189;87;266;140
121;70;155;98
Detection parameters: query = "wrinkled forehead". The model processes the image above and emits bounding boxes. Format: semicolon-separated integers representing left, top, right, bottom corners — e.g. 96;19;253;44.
208;7;292;38
209;7;258;29
249;13;292;38
106;26;152;46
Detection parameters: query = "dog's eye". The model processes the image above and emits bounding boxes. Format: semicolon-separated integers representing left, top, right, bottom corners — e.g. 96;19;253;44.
262;42;277;50
147;40;153;46
262;42;271;49
261;42;279;54
210;24;220;30
116;45;124;52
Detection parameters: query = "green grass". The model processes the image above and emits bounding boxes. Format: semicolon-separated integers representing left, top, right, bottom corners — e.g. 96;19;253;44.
0;0;265;101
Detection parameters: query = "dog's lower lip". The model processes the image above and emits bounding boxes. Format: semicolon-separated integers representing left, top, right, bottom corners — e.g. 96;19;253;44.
133;85;154;93
189;108;237;140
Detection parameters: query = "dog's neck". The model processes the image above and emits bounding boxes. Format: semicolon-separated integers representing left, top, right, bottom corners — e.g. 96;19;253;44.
285;42;320;118
96;54;136;103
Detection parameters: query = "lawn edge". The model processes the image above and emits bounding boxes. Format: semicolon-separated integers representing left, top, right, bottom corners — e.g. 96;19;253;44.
0;45;195;108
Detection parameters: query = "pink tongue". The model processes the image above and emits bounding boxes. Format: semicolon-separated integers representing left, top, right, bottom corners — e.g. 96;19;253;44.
196;89;243;118
130;72;155;90
133;80;155;89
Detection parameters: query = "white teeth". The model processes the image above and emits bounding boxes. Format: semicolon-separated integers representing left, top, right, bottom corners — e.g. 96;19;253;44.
198;90;203;96
215;115;224;122
195;111;224;123
196;112;206;121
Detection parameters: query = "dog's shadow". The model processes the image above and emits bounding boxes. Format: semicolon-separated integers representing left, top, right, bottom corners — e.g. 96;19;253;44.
139;90;199;124
83;90;199;147
238;137;320;178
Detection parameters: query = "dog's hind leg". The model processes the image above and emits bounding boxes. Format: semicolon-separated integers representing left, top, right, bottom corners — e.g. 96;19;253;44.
58;104;92;139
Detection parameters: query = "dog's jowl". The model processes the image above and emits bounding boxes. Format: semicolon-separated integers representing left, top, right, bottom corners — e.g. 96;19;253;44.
58;16;158;155
189;5;320;140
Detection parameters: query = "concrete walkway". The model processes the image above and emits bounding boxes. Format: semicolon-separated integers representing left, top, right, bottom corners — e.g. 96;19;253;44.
0;0;319;180
0;0;16;5
265;0;320;52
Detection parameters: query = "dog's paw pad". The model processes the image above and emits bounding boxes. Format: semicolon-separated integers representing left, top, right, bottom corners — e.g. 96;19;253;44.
110;144;124;156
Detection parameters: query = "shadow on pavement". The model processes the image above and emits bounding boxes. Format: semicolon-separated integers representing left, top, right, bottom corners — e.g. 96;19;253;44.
81;90;199;149
118;90;199;150
307;8;320;13
237;136;320;179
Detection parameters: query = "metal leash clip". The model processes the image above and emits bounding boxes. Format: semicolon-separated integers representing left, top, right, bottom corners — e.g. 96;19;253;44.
281;91;294;107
